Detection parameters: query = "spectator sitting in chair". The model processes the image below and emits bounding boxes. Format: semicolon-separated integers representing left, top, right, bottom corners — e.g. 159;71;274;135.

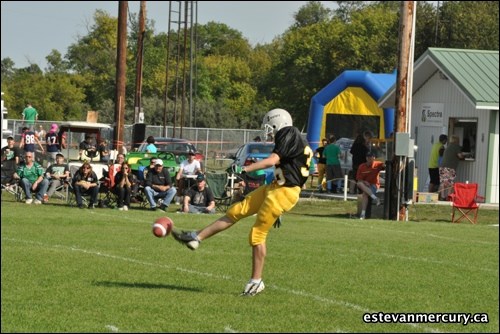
97;138;110;163
356;151;385;220
145;136;157;153
175;151;201;203
144;159;176;212
180;173;215;214
79;135;97;160
1;136;21;190
13;152;49;204
114;162;136;211
2;136;21;165
44;153;70;202
72;162;99;209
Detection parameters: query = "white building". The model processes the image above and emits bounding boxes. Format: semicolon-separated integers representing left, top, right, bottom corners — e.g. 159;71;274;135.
379;48;499;204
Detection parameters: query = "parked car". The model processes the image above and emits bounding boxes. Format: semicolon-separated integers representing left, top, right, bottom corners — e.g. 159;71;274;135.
229;142;275;184
126;137;204;178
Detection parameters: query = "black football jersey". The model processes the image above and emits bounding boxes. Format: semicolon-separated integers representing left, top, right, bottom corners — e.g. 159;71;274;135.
273;126;313;187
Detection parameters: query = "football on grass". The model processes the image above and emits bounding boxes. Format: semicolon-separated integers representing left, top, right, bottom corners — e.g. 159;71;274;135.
152;217;173;238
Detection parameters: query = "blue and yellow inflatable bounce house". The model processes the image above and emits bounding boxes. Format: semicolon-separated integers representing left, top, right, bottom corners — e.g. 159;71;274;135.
306;70;396;151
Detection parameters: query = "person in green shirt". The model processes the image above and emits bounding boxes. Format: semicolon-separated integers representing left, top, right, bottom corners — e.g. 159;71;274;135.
323;135;344;193
13;152;49;204
22;103;38;127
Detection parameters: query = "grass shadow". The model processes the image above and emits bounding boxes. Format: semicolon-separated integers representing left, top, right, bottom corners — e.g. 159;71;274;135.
93;280;202;292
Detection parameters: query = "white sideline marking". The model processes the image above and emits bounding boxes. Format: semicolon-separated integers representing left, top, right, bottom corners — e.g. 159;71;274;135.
105;324;119;332
3;237;442;333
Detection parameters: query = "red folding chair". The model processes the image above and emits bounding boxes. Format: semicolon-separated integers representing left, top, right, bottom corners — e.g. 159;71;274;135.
449;183;484;224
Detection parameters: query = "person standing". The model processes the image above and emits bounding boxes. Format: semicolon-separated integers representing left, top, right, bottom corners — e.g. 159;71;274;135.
172;108;313;296
438;135;465;201
356;152;385;219
323;135;343;193
36;125;46;141
20;126;44;161
314;138;328;192
427;134;447;193
22;103;38;127
45;123;61;164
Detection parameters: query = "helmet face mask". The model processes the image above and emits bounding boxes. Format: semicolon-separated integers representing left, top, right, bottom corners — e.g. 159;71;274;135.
262;108;293;139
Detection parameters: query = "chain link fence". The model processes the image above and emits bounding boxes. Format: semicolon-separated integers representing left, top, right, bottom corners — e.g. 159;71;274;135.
5;119;264;160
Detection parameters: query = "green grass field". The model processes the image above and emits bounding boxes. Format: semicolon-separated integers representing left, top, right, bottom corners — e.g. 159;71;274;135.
1;193;498;333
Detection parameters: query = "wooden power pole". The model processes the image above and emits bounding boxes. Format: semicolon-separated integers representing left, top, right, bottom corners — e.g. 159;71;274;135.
134;1;146;124
114;1;128;153
389;1;416;220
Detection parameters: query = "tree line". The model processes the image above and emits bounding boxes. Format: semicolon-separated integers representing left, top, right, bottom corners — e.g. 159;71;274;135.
1;1;498;131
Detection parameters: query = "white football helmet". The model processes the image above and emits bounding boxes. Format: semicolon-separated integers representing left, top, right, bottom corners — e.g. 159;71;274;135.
262;108;293;138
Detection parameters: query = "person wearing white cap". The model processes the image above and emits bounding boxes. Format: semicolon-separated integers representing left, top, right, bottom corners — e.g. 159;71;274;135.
45;123;61;164
144;158;177;212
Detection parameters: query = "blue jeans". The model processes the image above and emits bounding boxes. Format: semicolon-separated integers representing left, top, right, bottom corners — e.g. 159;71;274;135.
73;184;99;206
188;204;215;214
144;186;177;208
20;178;49;201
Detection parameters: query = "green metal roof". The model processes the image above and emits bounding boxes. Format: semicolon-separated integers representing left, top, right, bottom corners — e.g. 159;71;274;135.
428;48;499;109
378;48;499;109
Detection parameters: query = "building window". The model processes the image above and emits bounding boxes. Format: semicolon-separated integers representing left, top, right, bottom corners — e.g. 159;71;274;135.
448;118;477;159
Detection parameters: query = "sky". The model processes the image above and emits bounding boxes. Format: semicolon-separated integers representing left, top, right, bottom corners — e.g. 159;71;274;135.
1;1;335;69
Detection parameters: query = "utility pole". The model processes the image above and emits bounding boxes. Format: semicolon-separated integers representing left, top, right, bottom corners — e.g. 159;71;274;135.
389;1;416;220
134;1;146;124
131;1;146;150
180;1;189;138
114;1;127;153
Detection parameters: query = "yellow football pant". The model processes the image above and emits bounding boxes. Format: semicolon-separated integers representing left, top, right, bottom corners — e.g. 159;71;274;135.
226;182;301;246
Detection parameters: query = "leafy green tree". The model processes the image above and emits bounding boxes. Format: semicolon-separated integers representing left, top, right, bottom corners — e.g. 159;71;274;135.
439;1;499;50
1;57;16;81
45;50;70;73
293;1;332;28
66;10;118;110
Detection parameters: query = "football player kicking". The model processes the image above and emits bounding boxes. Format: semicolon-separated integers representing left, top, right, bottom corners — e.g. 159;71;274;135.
172;108;313;296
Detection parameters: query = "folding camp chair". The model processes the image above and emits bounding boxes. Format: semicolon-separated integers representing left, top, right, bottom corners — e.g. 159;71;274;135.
205;171;233;212
98;164;120;208
449;183;484;224
232;173;267;203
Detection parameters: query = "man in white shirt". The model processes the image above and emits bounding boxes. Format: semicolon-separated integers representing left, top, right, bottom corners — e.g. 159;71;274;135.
175;151;202;203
